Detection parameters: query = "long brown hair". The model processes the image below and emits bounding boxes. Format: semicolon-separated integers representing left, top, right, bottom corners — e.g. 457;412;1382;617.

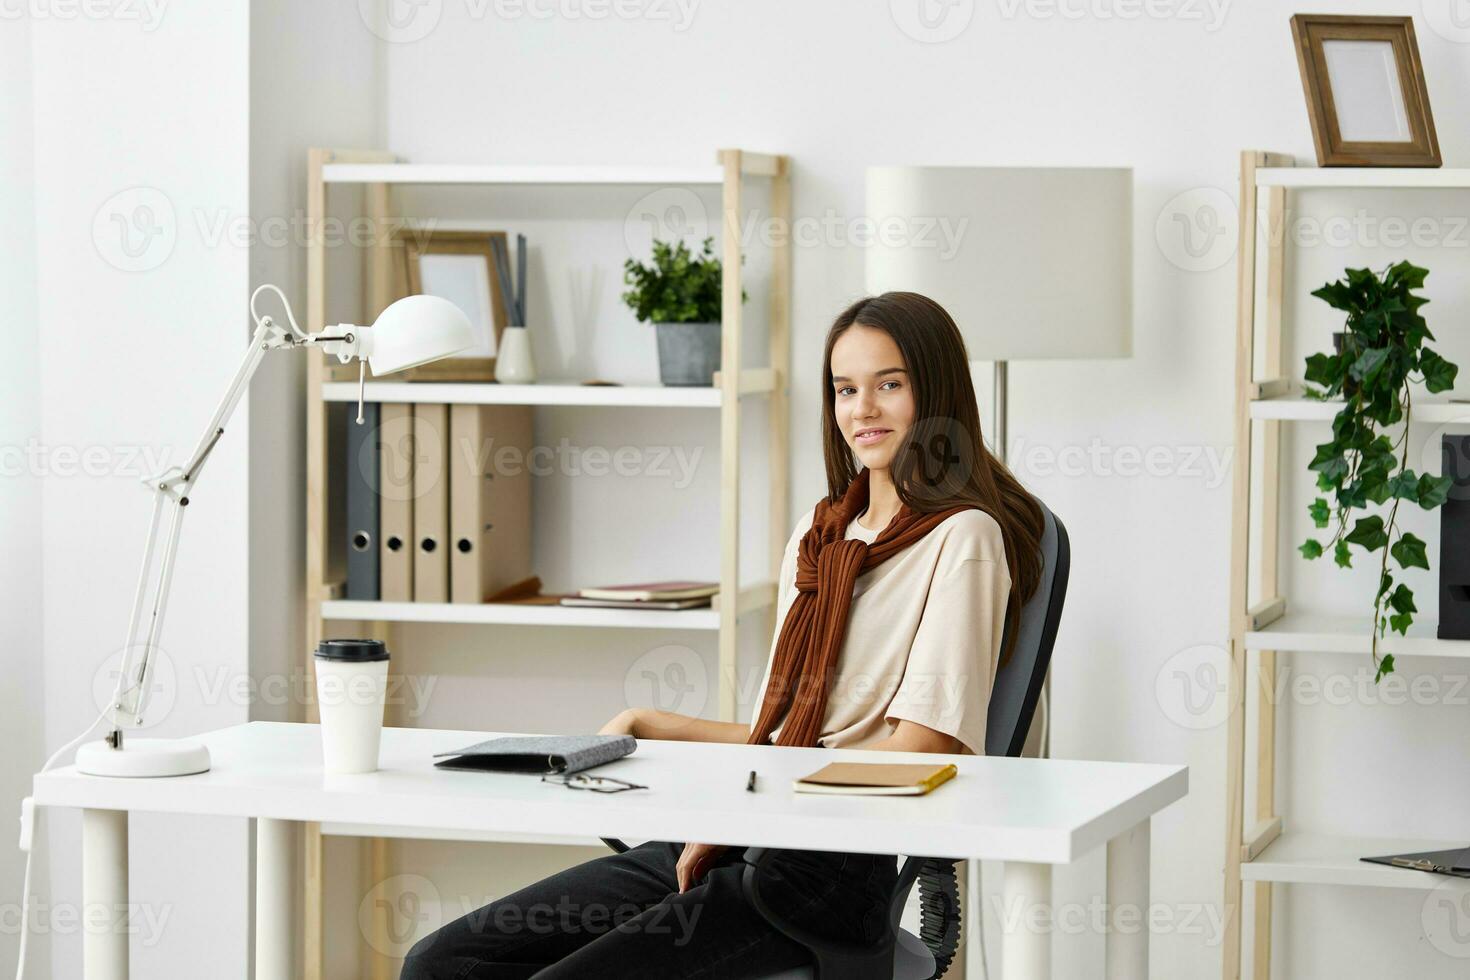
821;291;1044;664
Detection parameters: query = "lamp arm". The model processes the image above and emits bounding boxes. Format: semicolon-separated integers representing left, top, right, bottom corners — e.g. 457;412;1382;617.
106;315;329;732
103;282;406;739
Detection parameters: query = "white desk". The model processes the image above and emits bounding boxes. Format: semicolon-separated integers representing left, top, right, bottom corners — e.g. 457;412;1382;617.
34;722;1187;980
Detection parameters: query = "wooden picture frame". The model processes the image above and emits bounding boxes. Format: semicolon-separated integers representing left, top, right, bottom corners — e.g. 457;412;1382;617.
391;229;511;381
1290;14;1440;168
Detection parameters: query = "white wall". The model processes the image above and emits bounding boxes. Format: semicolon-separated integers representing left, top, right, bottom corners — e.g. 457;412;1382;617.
22;1;372;976
367;2;1470;978
30;3;255;975
0;13;48;980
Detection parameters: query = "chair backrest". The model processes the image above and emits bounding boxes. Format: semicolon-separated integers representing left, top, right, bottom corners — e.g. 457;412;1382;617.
881;502;1071;959
984;501;1070;758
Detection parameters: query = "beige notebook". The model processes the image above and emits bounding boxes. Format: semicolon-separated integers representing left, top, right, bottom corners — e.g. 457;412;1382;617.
794;762;958;797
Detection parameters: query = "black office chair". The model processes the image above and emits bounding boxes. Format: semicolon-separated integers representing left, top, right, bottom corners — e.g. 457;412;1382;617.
603;502;1070;980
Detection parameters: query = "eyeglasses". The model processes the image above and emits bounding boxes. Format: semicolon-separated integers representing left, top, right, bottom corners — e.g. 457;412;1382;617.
541;773;648;794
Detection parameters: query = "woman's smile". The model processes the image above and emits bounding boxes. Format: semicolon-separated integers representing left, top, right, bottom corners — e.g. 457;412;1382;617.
853;426;893;446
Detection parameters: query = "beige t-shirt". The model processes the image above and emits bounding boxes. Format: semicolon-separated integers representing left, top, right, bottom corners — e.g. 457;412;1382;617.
749;506;1011;754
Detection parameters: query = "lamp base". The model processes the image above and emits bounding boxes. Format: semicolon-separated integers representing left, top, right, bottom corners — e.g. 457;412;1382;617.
76;737;211;778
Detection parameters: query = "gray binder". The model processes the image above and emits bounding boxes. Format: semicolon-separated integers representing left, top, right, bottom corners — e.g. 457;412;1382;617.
345;402;380;600
433;735;637;775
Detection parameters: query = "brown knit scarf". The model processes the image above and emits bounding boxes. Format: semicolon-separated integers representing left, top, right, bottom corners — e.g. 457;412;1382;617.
746;468;974;749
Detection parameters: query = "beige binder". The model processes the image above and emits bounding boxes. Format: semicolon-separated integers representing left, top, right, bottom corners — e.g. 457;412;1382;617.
449;404;533;603
412;403;450;602
378;403;416;602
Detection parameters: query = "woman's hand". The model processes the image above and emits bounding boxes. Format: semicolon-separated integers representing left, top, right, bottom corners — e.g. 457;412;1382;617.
598;708;642;738
676;842;729;893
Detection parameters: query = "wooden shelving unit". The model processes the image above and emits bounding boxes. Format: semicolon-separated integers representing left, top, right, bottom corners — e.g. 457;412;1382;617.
1223;152;1470;980
300;146;791;980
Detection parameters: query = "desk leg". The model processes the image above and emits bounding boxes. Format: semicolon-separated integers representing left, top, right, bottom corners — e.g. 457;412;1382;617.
82;808;129;980
1002;861;1051;980
256;819;294;980
1105;818;1151;980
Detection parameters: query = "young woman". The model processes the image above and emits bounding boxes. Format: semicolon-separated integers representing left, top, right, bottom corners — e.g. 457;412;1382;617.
401;291;1044;980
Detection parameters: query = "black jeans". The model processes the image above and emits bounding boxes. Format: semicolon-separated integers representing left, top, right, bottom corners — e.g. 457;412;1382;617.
399;840;898;979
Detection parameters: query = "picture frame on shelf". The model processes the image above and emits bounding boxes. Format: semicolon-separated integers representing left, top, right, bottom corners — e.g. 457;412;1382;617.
1289;14;1440;168
392;229;512;382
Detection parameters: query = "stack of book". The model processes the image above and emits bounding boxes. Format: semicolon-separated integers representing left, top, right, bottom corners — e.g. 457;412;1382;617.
559;581;718;611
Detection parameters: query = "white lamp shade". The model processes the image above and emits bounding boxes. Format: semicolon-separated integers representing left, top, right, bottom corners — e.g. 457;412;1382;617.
865;166;1132;361
365;294;476;375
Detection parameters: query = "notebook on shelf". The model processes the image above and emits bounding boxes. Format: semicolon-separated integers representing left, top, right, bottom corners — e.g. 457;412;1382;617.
560;596;711;610
793;761;958;797
577;581;718;602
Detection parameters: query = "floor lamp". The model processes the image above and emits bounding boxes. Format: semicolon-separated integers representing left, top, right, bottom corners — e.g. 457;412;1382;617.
866;164;1132;980
865;165;1134;755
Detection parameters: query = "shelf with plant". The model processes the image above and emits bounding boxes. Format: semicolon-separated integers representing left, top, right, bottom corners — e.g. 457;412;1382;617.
1297;261;1461;682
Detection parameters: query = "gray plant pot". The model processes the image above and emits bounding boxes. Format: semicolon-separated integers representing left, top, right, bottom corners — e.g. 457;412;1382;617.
654;321;722;386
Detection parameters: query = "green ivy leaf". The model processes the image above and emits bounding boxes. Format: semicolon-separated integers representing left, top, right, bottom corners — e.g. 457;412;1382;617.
1300;539;1324;560
1336;481;1368;510
1304;352;1342;387
1387;469;1421;501
1391;533;1429;570
1346;515;1389;552
1417;473;1453;510
1375;653;1397;682
1308;498;1331;528
1311;453;1350;487
1388;583;1417;615
1420;348;1459;393
1311;280;1358;311
1334;539;1353;568
1350;347;1391;385
1389;611;1414;635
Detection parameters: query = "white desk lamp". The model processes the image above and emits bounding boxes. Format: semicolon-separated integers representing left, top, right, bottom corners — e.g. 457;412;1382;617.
866;165;1133;756
73;286;474;778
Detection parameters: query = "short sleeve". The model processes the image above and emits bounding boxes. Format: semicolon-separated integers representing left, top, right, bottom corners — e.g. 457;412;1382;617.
884;533;1010;755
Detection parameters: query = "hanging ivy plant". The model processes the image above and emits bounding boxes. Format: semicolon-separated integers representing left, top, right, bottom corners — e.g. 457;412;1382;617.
1298;261;1459;682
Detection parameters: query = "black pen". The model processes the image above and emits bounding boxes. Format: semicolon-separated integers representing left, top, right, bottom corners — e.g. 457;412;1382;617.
746;770;757;793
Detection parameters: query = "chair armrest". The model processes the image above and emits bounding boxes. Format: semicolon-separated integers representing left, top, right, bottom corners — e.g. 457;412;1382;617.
601;838;630;854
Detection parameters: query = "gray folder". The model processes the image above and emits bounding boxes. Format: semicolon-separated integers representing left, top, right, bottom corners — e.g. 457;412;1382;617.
433;735;636;775
345;402;380;600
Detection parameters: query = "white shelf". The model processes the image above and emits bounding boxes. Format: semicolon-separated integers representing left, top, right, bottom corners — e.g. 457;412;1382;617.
1243;832;1470;890
321;599;720;630
1247;613;1470;660
1256;168;1470;189
320;163;724;186
1250;396;1470;424
322;381;721;409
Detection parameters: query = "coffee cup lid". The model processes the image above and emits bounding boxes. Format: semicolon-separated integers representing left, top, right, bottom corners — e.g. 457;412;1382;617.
314;638;390;662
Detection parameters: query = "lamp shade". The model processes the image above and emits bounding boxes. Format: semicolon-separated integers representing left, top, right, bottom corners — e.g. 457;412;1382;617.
865;166;1132;361
365;294;476;375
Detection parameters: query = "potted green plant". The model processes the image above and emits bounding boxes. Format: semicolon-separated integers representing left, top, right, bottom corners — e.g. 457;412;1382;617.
1298;261;1459;681
623;237;740;387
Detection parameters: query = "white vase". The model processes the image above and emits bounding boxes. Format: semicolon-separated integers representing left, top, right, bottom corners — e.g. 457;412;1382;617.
495;326;536;384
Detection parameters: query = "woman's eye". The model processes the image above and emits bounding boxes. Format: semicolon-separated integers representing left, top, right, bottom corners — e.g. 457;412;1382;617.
880;381;901;391
837;386;856;397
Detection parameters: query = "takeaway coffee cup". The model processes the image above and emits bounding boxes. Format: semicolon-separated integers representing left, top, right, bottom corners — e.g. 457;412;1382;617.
314;639;390;774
